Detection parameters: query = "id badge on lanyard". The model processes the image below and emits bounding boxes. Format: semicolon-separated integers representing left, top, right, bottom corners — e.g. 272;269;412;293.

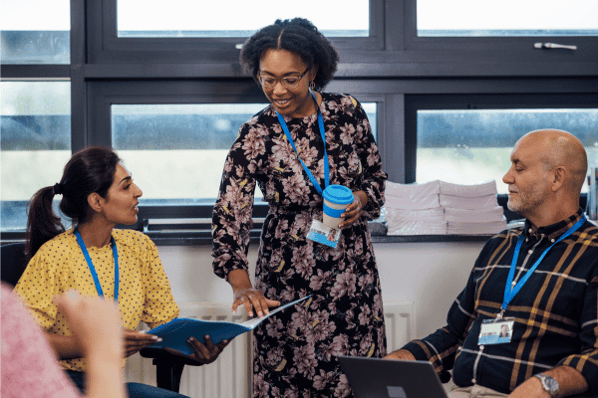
478;215;586;346
478;318;514;345
306;220;341;248
276;92;337;247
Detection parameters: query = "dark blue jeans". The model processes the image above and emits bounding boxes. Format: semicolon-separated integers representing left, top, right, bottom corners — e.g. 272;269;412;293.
66;370;190;398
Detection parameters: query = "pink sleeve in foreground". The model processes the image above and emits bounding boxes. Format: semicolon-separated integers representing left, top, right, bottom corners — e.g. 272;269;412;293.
1;284;83;398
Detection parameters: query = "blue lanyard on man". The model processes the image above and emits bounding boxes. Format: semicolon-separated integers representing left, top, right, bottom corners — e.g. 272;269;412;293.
275;92;329;194
500;215;586;317
74;229;119;301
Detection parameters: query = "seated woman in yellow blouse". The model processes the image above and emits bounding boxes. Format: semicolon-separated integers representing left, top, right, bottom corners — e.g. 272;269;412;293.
15;146;228;398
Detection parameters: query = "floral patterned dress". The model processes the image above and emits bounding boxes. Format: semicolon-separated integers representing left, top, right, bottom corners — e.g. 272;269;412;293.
212;92;387;398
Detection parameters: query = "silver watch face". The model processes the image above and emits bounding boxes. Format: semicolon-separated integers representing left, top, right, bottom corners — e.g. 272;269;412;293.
538;374;559;396
544;377;559;391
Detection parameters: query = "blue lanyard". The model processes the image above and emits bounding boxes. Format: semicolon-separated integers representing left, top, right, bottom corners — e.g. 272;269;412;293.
74;229;119;301
275;92;329;195
502;215;586;313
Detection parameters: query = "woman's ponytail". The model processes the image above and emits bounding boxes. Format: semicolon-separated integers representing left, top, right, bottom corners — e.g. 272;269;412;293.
25;185;65;260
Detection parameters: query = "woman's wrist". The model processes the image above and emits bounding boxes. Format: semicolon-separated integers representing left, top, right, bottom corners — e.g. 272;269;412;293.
86;351;123;368
46;332;84;359
84;339;122;362
354;190;368;207
227;269;253;291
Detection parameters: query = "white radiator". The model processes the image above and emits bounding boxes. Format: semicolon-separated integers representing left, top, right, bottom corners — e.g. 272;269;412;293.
383;301;417;352
125;301;415;397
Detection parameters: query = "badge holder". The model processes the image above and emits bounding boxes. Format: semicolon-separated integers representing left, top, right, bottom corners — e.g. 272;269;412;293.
307;220;341;248
478;317;514;345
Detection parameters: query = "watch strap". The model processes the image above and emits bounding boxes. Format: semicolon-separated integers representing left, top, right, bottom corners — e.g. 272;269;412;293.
534;373;559;398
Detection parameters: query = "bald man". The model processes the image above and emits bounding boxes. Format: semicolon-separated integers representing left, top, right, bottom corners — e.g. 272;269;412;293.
386;130;598;398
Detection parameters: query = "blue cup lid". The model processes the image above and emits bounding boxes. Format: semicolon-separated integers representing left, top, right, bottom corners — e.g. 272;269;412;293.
323;185;354;205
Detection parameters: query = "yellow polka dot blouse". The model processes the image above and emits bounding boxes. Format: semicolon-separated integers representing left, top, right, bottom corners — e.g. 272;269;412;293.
15;228;180;372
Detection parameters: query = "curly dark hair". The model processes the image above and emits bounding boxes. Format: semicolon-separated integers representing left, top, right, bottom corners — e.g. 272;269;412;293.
240;18;339;91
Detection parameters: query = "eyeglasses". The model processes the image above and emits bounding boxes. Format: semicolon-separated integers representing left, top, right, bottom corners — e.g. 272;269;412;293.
258;68;309;89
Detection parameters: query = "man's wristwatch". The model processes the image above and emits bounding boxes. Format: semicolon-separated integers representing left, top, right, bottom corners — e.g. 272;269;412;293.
534;373;560;398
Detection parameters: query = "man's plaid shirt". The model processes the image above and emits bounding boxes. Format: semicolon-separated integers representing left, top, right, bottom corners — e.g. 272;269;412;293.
403;209;598;396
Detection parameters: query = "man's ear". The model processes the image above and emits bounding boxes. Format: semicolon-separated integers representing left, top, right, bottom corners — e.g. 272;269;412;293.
551;166;567;192
87;192;104;213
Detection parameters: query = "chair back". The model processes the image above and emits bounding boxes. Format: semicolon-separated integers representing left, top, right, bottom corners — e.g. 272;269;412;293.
1;243;28;287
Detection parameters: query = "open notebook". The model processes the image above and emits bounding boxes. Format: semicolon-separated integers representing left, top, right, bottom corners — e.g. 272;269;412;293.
147;295;310;355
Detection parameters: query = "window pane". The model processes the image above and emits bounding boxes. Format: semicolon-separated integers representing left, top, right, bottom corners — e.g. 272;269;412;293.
117;0;369;38
111;103;377;205
416;109;598;194
417;0;598;37
362;103;377;139
1;82;71;231
0;0;70;64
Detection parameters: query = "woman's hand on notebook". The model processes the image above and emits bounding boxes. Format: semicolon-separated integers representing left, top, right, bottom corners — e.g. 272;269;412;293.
123;329;162;357
228;269;280;318
164;335;230;365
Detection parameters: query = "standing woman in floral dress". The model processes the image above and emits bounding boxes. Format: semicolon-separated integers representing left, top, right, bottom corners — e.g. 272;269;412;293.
212;18;387;397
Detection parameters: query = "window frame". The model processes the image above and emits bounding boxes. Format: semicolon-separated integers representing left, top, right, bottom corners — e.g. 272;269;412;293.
361;1;598;77
405;91;598;183
405;93;598;183
404;91;597;222
2;0;598;240
86;79;388;225
87;0;386;65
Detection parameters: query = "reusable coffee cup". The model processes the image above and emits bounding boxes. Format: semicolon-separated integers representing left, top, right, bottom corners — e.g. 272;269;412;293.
322;185;354;229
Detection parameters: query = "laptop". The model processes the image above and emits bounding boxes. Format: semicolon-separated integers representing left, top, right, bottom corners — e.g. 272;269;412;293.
338;356;449;398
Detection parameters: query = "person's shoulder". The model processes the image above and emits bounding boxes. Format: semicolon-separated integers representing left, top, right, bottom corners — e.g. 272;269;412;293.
490;226;521;242
35;229;76;255
322;91;353;103
580;219;598;245
113;229;155;249
237;105;275;138
582;218;598;234
478;226;521;254
242;105;273;127
322;92;362;111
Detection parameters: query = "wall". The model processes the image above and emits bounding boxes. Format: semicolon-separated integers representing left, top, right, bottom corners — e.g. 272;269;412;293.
157;240;486;340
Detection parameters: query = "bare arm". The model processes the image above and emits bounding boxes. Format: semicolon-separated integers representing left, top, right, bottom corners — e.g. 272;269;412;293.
46;332;84;359
54;291;126;398
509;365;588;398
384;349;416;361
227;269;280;317
84;346;125;398
47;319;160;360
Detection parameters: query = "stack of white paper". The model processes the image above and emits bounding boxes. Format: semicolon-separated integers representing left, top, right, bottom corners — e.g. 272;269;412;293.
385;181;446;235
440;180;507;235
385;180;507;236
439;180;498;197
444;207;505;223
440;195;499;210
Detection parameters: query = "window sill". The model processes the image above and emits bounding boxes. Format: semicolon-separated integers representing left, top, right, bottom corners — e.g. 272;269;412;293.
143;231;493;246
1;229;494;247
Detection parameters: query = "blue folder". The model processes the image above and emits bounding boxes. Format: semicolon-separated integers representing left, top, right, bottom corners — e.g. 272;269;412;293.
147;295;310;355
